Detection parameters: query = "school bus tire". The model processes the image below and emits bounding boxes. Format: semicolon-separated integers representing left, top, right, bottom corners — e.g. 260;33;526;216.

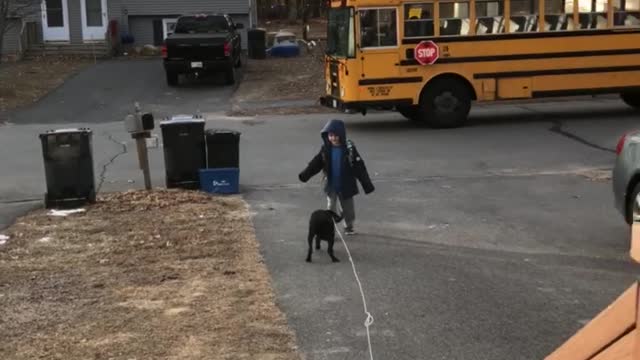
397;105;422;122
620;91;640;109
420;78;472;128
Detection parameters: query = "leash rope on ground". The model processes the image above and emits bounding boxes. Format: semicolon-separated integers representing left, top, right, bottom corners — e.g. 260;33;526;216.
333;219;375;360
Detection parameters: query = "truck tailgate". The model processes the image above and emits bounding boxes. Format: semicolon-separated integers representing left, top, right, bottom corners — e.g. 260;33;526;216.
166;35;227;61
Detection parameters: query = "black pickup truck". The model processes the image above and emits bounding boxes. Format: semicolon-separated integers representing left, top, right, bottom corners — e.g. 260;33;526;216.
162;14;243;86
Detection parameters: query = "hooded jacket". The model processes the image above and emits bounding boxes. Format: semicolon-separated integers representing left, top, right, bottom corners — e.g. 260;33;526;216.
298;119;375;199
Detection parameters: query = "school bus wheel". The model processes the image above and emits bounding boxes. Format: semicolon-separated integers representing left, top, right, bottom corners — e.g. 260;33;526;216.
620;91;640;109
420;77;472;128
396;105;422;122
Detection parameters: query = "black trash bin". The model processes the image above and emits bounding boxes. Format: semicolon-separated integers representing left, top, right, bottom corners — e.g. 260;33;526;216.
39;128;96;209
160;116;206;189
248;28;266;59
205;129;241;169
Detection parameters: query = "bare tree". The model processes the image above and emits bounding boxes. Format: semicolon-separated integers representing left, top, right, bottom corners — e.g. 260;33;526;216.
0;0;38;59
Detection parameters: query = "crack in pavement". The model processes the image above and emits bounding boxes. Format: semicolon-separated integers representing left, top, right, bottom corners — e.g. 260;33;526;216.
96;132;128;194
549;120;616;153
513;105;615;153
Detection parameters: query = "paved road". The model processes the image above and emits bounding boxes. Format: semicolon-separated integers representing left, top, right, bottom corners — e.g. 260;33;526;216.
1;67;639;359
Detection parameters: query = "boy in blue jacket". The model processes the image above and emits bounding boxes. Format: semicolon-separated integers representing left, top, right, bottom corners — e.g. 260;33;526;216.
299;119;375;235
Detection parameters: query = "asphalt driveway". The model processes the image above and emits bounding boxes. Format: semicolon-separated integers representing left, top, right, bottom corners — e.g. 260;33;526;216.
1;64;639;360
5;58;240;125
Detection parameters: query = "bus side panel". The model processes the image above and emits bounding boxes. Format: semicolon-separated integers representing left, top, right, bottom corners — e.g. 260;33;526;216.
531;71;640;96
498;78;533;99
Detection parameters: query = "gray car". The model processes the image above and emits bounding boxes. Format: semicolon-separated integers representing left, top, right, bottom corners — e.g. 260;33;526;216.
613;130;640;224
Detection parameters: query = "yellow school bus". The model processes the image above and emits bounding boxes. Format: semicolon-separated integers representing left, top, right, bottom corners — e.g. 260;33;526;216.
319;0;640;127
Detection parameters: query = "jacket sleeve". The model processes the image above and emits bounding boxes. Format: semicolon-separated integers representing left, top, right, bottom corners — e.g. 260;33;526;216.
299;149;324;183
349;142;375;194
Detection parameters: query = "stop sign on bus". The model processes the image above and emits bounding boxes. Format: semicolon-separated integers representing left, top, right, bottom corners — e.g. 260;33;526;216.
414;40;439;65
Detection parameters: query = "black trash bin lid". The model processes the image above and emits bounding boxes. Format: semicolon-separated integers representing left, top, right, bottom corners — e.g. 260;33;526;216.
40;128;92;138
205;129;241;135
160;115;205;127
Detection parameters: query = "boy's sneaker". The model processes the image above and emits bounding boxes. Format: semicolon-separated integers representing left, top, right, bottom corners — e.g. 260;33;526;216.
344;227;356;235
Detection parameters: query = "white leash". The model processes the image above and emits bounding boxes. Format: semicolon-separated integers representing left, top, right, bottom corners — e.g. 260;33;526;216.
333;220;375;360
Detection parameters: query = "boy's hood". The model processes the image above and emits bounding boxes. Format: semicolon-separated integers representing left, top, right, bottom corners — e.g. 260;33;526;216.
321;119;347;148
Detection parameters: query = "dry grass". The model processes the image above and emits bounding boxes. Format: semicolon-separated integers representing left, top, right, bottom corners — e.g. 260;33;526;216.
229;40;327;116
0;189;302;360
0;56;93;114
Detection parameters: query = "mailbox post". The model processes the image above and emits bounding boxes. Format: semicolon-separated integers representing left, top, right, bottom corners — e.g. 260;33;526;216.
124;102;155;190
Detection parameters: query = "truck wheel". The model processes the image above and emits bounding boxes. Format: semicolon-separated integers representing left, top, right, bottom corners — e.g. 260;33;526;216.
419;78;471;128
621;91;640;109
166;71;178;87
225;68;236;85
397;105;422;122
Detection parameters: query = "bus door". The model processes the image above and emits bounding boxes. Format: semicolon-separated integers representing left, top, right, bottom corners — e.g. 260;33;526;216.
357;7;402;87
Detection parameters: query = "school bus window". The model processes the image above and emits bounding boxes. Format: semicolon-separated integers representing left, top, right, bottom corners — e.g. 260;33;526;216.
359;8;398;48
327;7;355;58
439;2;473;35
510;0;539;32
404;3;434;37
574;0;608;29
614;0;640;27
545;0;574;31
475;0;505;34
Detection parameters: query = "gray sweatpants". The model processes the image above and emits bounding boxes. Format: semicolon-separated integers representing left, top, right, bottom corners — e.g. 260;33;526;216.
327;192;355;229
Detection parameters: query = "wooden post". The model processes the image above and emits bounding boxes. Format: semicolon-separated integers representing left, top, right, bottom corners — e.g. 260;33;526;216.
133;132;152;190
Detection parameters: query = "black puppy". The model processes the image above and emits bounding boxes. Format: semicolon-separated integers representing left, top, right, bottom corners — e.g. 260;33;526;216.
306;209;343;263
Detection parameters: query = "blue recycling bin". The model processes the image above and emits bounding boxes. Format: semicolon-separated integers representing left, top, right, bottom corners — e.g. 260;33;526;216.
199;168;239;194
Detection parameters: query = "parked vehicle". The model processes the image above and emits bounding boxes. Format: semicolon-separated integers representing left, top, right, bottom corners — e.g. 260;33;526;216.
268;31;301;58
612;130;640;224
162;14;243;86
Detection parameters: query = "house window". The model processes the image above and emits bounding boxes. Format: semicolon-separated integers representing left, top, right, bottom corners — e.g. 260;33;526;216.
86;0;103;27
163;18;178;39
46;0;64;27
